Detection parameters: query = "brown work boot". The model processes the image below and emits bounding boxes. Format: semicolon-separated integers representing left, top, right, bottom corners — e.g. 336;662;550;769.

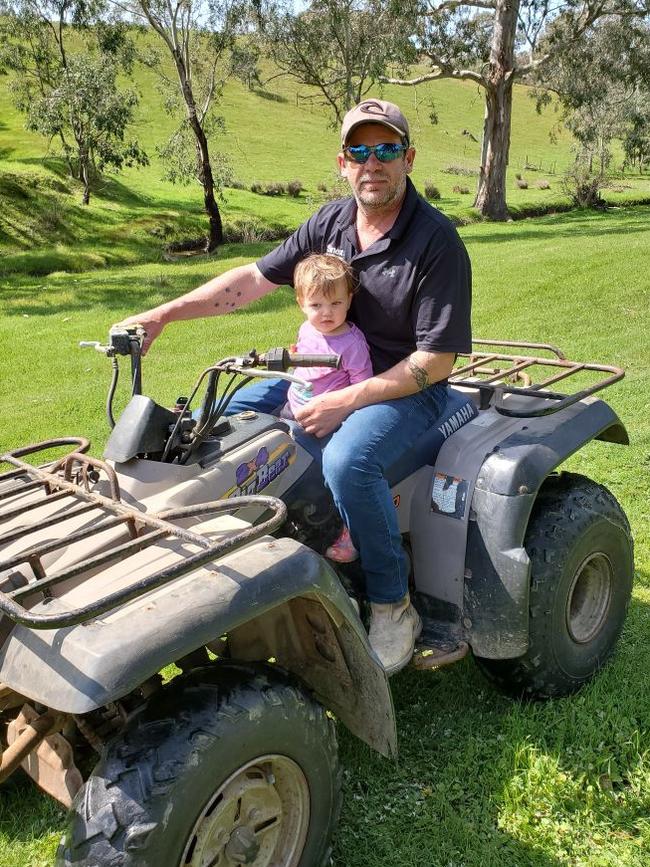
368;594;422;675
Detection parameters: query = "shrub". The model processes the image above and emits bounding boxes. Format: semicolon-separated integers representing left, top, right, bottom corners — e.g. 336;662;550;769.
228;179;247;190
319;176;350;202
515;172;522;181
516;178;528;189
224;218;291;244
452;184;470;194
442;165;478;177
287;179;303;198
250;181;287;196
265;182;286;196
536;180;551;190
317;181;328;192
424;181;441;200
562;160;607;208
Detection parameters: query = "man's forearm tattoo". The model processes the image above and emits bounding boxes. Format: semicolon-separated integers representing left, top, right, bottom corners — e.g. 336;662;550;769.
407;358;430;391
215;286;238;309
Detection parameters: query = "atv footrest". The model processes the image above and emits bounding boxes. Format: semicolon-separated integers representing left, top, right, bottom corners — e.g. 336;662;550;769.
412;615;469;670
411;640;469;671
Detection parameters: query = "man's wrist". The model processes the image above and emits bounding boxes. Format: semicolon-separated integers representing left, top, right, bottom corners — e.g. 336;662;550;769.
342;381;371;412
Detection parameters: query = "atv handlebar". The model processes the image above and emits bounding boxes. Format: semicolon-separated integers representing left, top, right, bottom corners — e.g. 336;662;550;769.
259;347;341;371
289;353;340;368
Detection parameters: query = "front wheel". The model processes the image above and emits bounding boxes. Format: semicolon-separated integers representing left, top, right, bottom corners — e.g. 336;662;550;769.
57;663;341;867
476;473;634;698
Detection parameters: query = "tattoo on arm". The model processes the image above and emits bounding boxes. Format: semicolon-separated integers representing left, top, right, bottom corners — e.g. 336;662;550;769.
214;287;232;308
407;358;430;391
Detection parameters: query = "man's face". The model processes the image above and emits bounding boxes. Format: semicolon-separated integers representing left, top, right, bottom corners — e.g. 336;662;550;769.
337;123;415;211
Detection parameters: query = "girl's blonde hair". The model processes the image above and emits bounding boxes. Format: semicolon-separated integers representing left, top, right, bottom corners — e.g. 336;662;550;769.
293;253;355;303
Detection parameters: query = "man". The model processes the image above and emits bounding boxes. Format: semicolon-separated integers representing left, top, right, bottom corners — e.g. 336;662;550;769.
123;99;472;674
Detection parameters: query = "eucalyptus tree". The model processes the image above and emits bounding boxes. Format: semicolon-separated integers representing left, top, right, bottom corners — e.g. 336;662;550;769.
385;0;650;219
123;0;250;251
533;17;650;173
265;0;413;124
0;0;145;204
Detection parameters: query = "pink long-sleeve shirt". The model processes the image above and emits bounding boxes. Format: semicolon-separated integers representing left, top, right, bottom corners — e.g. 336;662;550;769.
286;321;373;418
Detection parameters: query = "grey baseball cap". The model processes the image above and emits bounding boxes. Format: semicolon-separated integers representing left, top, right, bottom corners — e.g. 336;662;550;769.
341;99;410;146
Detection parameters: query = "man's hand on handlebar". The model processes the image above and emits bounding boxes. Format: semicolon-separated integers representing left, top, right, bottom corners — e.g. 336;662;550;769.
115;314;164;356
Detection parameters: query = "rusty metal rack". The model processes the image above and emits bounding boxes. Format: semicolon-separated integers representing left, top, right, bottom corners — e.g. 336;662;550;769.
0;439;287;630
451;339;624;418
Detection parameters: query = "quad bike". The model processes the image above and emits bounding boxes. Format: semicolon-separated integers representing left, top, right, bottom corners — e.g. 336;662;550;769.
0;327;634;866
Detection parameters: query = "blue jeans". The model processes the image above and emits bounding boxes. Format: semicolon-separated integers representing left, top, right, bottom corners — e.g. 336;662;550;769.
227;379;448;603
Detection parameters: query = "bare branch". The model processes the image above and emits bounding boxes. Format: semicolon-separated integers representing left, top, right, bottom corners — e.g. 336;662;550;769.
383;67;486;87
199;55;219;123
108;0;149;21
423;0;496;13
514;53;551;78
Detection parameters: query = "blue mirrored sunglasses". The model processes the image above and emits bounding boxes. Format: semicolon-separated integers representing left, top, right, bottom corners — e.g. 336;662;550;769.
343;143;408;164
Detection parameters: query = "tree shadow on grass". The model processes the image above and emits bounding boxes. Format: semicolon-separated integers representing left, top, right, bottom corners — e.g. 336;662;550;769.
16;156;151;208
251;87;288;103
463;207;650;245
335;585;650;867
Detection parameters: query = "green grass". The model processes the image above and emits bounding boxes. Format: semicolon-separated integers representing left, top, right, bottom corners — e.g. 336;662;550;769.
2;40;650;277
0;206;649;865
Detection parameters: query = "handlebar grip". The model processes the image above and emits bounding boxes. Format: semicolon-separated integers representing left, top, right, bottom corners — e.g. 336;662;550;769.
289;353;341;369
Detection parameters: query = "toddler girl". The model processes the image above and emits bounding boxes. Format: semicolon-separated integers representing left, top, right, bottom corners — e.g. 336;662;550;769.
285;253;373;562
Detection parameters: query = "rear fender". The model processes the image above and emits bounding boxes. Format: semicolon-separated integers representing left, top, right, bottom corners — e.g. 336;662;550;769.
465;397;628;658
0;538;396;758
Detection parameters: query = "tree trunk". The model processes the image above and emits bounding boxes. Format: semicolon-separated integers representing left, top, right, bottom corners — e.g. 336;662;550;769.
191;119;224;253
79;147;91;205
473;0;519;220
176;54;224;253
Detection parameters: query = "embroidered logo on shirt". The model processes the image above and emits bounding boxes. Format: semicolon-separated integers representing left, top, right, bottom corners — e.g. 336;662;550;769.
326;244;346;258
382;267;398;279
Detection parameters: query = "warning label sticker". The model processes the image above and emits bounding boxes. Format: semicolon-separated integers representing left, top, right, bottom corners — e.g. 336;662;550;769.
431;473;469;520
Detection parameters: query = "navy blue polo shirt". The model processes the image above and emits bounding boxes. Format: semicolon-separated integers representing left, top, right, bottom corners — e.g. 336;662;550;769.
257;178;472;374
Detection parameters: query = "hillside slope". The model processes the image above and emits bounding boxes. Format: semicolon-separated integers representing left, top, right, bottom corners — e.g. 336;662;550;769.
1;40;649;275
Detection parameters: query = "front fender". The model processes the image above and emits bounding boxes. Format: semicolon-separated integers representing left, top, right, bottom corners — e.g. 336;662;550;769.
0;538;396;758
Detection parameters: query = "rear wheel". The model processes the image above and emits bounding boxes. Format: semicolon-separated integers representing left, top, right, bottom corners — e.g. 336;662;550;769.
476;473;633;698
57;662;341;866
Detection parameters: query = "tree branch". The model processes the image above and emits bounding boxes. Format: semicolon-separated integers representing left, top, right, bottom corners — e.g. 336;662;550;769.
514;53;551;77
383;67;486;87
423;0;496;13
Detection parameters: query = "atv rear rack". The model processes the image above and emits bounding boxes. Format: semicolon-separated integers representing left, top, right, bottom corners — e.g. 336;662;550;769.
0;440;287;630
451;339;624;418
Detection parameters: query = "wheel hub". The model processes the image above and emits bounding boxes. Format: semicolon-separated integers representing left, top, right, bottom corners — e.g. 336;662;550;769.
180;755;310;866
566;551;613;644
224;825;260;864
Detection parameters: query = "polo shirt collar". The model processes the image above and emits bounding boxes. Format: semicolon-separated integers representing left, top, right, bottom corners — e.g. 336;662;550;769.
335;196;357;229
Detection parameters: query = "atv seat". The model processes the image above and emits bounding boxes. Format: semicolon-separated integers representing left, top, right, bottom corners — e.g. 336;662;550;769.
226;379;477;483
386;386;478;485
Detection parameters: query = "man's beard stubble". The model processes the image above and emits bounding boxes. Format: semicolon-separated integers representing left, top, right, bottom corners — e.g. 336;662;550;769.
354;174;407;211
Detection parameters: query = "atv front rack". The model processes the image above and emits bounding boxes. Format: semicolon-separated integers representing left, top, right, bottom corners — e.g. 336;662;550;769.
451;339;624;418
0;440;287;630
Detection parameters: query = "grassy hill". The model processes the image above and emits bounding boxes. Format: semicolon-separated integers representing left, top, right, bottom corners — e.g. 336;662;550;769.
2;40;649;277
